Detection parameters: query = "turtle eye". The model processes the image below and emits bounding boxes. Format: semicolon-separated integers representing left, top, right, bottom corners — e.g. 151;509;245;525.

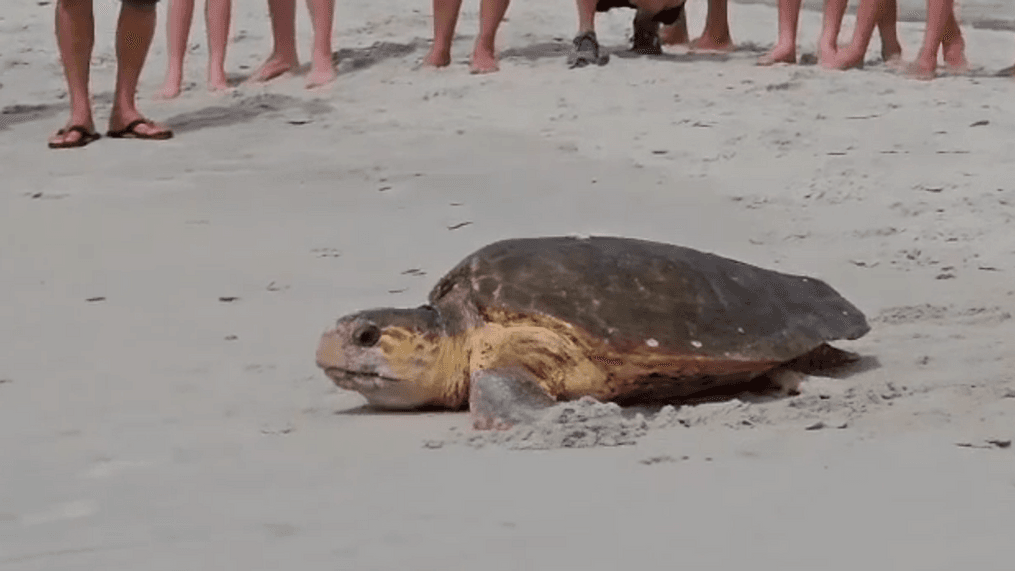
353;324;382;347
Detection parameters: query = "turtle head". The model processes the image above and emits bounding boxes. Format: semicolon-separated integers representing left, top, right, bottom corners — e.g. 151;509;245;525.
316;305;457;409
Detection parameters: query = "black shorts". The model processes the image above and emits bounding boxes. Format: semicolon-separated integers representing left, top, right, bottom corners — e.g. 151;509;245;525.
122;0;159;8
595;1;685;25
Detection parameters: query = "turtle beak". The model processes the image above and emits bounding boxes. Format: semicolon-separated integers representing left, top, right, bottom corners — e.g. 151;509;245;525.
316;327;347;371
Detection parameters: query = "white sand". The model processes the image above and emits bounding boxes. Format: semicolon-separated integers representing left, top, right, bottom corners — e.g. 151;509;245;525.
2;0;1015;568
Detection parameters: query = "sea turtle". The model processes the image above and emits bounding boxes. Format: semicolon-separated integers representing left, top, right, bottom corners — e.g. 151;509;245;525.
316;236;870;429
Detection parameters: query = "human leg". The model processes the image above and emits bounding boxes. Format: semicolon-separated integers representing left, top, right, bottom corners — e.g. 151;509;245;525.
470;0;510;73
304;0;336;87
108;0;172;138
906;0;954;79
158;0;194;98
249;0;298;82
818;0;847;66
940;6;966;71
658;7;688;46
876;0;902;63
423;0;463;67
568;0;608;67
205;0;232;91
50;0;98;147
826;0;881;69
758;0;803;65
691;0;733;52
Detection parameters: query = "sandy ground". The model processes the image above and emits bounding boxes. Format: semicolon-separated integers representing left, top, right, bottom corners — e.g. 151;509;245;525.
2;0;1015;569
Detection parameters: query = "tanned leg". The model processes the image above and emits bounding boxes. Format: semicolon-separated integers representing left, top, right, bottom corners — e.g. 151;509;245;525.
304;0;336;87
248;0;298;82
691;0;733;52
659;8;689;46
758;0;802;65
877;0;903;64
940;7;966;72
906;0;957;79
108;1;172;137
50;0;96;147
424;0;463;67
818;0;847;66
470;0;510;73
158;0;194;99
206;0;232;91
827;0;880;69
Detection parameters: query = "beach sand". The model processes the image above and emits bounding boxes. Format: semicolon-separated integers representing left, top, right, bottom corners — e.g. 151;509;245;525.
1;0;1014;568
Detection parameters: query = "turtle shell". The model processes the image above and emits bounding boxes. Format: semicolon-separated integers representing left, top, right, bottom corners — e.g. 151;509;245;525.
428;236;869;363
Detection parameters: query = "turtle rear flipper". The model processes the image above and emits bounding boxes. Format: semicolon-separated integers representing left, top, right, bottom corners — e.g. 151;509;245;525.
470;367;556;430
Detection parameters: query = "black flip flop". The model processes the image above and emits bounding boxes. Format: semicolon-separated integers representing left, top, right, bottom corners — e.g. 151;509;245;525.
106;118;174;140
48;125;101;149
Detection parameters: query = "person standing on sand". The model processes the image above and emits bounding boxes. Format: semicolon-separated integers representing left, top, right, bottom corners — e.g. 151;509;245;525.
422;0;511;73
48;0;173;149
247;0;336;88
755;0;902;68
822;0;903;69
158;0;233;99
904;0;967;79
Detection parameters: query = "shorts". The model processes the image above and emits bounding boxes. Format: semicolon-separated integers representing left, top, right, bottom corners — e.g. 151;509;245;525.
122;0;159;8
594;1;685;25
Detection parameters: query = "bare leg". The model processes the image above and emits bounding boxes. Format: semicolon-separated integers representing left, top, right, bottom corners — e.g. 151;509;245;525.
108;2;172;137
470;0;510;73
158;0;194;99
940;8;966;71
206;0;232;91
827;0;880;69
50;0;96;147
659;8;689;45
906;0;951;79
818;0;847;66
249;0;298;82
576;0;595;33
304;0;336;87
877;0;903;64
691;0;733;52
758;0;802;65
424;0;463;67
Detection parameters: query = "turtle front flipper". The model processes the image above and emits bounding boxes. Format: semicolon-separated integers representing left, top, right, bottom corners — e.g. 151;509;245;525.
470;367;557;430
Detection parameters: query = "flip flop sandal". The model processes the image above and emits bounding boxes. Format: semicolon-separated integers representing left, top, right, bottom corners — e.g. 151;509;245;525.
106;118;174;140
47;125;101;149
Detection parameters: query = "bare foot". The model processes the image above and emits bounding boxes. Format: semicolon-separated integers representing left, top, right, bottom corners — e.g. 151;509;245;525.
826;46;865;70
306;66;337;89
469;48;499;74
208;70;230;93
942;39;968;73
248;53;298;83
689;35;733;52
422;47;452;68
757;43;795;66
881;41;903;67
156;70;183;100
903;59;936;80
659;23;688;46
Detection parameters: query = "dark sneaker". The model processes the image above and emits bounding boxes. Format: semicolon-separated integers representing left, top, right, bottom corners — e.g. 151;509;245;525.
568;31;610;68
